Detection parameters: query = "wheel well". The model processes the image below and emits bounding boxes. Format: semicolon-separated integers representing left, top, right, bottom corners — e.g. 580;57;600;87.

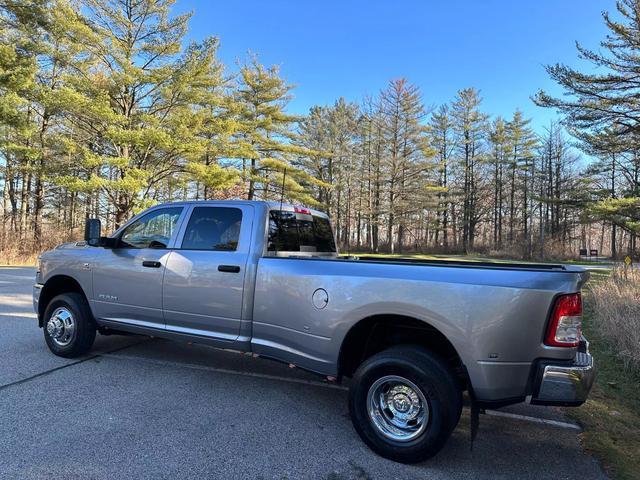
338;315;468;388
38;276;87;327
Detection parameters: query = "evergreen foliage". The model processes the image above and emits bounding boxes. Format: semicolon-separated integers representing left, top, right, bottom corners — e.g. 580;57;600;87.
1;0;639;260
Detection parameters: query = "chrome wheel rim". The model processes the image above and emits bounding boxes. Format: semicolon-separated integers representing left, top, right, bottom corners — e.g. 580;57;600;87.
367;375;429;442
46;307;75;347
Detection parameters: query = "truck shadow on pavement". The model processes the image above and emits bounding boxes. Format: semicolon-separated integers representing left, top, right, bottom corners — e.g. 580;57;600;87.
0;334;607;480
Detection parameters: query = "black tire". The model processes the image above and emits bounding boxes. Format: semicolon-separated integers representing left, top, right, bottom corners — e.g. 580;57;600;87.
348;345;462;463
43;293;96;358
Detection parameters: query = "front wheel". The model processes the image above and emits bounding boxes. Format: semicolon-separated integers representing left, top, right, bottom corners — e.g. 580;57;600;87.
43;293;96;358
348;345;462;463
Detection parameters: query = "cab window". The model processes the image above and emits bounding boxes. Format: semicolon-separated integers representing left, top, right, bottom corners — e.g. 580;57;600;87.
120;207;183;249
268;210;336;253
181;207;243;251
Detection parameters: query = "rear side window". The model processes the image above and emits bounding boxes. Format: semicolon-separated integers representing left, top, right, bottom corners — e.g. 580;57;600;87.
268;210;336;253
181;207;242;251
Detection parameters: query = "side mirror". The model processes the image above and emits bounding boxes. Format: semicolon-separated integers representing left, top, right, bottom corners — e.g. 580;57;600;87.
84;218;101;246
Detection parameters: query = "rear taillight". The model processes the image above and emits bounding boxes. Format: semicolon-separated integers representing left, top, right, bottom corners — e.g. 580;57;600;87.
545;293;582;347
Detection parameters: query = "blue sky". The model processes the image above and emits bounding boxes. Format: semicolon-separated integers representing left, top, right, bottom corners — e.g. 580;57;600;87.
176;0;613;133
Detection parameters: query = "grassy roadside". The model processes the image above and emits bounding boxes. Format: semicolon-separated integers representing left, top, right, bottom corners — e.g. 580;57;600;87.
0;252;39;267
564;276;640;480
0;261;37;267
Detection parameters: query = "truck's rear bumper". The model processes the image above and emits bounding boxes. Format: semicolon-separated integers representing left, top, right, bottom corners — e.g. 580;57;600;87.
530;344;595;406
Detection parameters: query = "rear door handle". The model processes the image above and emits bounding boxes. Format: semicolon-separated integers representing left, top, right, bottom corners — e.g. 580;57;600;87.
142;260;162;268
218;264;241;273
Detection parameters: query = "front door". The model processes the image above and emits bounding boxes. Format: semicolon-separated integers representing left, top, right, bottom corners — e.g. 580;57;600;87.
163;205;252;341
92;206;185;329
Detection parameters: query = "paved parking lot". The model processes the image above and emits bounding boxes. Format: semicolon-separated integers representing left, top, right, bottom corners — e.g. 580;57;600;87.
0;267;607;479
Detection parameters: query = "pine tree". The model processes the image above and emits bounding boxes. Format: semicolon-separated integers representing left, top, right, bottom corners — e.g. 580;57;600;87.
360;96;385;252
505;110;538;255
0;0;86;245
451;88;487;252
0;6;37;238
236;56;321;205
298;105;333;209
297;98;359;245
487;117;509;249
378;79;429;253
535;0;640;135
429;104;455;249
56;0;229;226
177;38;242;201
535;0;640;247
536;123;583;257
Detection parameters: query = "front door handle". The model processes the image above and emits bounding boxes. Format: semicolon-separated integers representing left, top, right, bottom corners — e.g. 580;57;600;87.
218;264;241;273
142;260;162;268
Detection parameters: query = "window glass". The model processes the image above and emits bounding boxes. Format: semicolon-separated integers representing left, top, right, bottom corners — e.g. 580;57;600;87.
268;210;336;253
268;211;299;251
120;207;183;249
181;207;243;251
313;216;337;251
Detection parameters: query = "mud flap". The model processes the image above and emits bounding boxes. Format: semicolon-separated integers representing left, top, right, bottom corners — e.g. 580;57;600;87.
469;390;481;451
470;402;479;450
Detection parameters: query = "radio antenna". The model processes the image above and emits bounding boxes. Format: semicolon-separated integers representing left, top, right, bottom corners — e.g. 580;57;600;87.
279;167;287;213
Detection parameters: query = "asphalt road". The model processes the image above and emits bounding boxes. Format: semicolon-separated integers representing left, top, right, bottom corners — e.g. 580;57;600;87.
0;267;607;480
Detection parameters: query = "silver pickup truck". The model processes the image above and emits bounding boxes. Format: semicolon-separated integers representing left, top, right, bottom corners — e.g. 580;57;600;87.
34;200;595;463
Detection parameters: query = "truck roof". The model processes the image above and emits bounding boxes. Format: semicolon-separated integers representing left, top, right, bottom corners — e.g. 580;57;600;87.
151;199;330;218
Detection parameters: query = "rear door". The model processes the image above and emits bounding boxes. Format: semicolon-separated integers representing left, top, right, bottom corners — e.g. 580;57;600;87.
162;204;252;341
92;206;185;329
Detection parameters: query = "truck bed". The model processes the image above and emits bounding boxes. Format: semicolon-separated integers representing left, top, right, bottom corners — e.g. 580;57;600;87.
342;255;572;272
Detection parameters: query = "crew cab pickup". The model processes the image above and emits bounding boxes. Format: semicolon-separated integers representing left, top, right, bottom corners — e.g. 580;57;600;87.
34;200;595;463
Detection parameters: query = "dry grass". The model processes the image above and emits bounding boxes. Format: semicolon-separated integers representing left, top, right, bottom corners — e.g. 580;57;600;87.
589;266;640;370
564;271;640;480
0;249;39;266
0;225;80;266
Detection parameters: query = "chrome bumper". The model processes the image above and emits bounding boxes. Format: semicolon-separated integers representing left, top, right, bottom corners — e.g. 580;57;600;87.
531;342;595;406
